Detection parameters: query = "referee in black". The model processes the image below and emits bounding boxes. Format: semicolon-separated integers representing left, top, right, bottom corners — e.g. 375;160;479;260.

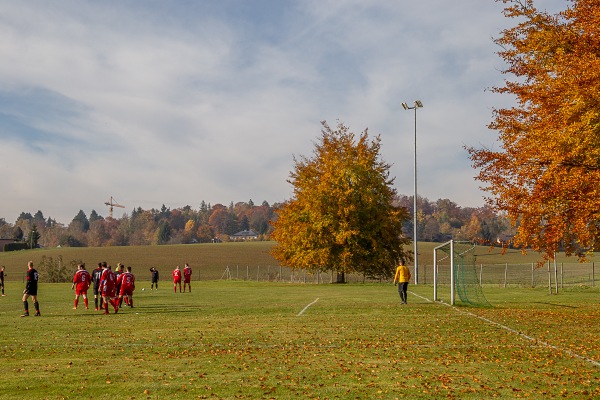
91;262;105;310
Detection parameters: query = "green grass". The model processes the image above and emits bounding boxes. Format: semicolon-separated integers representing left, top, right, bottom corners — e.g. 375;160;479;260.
0;242;280;282
1;241;596;285
0;281;598;399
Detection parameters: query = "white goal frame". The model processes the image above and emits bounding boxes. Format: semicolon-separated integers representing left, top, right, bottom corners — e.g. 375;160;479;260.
433;240;455;305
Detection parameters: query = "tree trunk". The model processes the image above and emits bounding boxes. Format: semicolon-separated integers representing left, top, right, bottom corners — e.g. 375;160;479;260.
335;271;346;284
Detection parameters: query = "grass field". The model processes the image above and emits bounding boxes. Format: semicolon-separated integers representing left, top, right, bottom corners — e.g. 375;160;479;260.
0;242;280;283
1;241;596;284
0;280;598;399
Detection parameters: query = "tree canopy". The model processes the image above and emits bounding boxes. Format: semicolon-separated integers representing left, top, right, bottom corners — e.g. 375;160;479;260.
468;0;600;260
271;121;411;279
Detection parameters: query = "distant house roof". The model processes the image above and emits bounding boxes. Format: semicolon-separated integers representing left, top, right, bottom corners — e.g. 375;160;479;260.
230;230;259;240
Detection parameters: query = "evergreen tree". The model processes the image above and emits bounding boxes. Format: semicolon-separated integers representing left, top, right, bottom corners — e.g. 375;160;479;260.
13;226;24;241
34;210;45;223
155;221;171;245
70;210;90;232
240;215;250;231
27;224;41;248
89;209;103;224
17;212;33;222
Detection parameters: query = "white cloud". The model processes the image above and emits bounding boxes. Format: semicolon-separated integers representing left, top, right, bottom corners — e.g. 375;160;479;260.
0;0;567;223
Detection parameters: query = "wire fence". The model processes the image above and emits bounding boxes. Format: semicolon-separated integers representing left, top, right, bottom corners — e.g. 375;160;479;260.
420;262;597;289
4;262;597;288
207;262;598;288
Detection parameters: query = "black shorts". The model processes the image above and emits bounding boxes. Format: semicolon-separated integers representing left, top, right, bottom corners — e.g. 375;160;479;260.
25;287;38;296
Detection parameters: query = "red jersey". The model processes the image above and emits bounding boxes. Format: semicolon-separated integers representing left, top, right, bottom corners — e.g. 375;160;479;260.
118;272;135;296
183;266;192;283
100;269;117;297
73;269;91;294
172;268;181;282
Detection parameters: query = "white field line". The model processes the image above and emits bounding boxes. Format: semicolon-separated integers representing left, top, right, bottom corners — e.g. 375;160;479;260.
297;298;319;316
409;291;600;368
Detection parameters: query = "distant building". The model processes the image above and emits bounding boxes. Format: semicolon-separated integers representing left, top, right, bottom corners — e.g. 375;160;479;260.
229;230;259;241
0;238;15;252
496;234;514;248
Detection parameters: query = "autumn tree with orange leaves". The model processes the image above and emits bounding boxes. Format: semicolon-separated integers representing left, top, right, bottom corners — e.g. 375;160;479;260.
468;0;600;261
271;121;411;281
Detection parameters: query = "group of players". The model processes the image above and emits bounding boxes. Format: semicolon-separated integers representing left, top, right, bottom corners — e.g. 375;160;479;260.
71;262;136;314
72;262;193;314
15;260;193;317
171;263;193;293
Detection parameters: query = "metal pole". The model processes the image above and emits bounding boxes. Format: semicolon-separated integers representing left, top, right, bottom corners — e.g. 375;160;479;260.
554;254;558;293
479;264;483;287
402;100;423;285
433;248;438;302
548;260;552;294
450;240;455;305
413;106;419;285
559;262;563;289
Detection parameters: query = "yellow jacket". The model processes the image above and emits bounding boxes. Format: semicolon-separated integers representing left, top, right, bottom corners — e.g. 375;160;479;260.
393;265;411;283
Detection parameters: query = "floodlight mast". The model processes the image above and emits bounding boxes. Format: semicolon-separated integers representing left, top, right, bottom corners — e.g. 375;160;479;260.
402;100;423;285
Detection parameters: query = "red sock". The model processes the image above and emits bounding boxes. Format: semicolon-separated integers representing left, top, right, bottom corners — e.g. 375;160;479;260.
74;299;78;308
84;298;88;308
129;298;133;307
104;302;109;312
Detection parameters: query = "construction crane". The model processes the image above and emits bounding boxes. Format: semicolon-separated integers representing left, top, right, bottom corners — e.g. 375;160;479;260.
104;196;125;219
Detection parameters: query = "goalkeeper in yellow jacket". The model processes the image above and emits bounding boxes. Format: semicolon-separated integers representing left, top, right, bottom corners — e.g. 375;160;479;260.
393;264;411;305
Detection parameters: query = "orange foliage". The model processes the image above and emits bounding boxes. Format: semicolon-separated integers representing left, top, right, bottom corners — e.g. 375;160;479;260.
468;0;600;260
271;121;411;277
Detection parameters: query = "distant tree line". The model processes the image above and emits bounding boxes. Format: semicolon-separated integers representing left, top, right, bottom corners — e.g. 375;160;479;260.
395;196;515;245
0;197;515;248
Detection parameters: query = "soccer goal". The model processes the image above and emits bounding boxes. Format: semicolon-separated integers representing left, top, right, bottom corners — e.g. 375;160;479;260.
433;240;491;307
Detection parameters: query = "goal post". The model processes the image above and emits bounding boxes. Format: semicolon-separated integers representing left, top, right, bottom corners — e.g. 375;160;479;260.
434;240;491;307
434;240;454;304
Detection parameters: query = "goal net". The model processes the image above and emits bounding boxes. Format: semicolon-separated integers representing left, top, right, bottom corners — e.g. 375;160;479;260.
433;240;491;307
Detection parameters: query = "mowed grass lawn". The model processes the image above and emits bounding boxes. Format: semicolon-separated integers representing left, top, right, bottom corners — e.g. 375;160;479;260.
0;280;599;399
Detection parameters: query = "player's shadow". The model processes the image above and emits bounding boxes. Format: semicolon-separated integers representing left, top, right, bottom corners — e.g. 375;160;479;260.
532;302;577;309
131;304;201;314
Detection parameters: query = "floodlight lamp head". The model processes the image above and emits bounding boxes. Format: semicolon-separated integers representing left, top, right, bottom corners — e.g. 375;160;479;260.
415;100;423;108
401;102;409;110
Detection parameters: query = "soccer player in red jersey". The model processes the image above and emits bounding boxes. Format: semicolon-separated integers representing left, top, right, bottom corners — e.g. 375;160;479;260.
99;265;119;314
117;266;135;308
115;263;124;307
183;263;192;293
172;265;182;293
71;263;91;309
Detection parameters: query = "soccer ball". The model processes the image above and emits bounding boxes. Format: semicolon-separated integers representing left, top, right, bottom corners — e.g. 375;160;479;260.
142;288;145;291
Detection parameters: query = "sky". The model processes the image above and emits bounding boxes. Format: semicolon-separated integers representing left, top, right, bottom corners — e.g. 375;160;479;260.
0;0;567;225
